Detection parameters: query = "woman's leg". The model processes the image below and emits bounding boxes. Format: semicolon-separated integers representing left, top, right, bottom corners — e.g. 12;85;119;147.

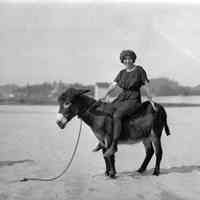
104;100;140;157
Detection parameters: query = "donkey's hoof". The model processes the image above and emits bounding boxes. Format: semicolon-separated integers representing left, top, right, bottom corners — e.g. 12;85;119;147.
137;168;145;174
109;173;116;179
108;170;116;179
152;171;160;176
104;171;109;176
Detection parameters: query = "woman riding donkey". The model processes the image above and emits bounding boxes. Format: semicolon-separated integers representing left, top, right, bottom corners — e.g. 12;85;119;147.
93;49;155;157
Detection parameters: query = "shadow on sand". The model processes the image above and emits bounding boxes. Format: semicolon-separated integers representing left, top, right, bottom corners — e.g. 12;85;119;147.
117;165;200;178
161;165;200;175
0;159;35;168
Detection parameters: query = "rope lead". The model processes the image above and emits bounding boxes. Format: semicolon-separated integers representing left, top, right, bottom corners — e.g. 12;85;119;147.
19;120;83;182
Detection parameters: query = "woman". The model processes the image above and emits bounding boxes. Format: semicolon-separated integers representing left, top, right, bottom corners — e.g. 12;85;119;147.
93;49;155;157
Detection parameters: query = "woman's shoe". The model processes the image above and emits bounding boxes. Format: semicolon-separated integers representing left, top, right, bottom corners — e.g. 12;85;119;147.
92;143;103;152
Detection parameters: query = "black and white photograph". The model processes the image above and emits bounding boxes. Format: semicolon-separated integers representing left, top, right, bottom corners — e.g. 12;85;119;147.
0;0;200;199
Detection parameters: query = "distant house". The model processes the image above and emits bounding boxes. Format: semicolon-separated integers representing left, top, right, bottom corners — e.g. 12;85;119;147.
8;93;15;98
94;82;110;99
94;82;122;100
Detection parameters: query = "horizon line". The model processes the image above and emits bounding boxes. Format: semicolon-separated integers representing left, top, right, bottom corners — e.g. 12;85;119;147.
0;77;199;87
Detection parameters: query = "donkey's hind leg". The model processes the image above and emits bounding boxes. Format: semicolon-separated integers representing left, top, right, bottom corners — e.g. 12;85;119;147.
151;130;163;176
137;138;154;173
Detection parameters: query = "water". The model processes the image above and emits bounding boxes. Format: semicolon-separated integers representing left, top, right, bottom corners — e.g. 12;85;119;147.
1;102;200;200
144;95;200;104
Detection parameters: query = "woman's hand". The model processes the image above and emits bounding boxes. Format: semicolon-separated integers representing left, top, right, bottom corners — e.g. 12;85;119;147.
100;96;108;102
143;81;157;111
99;82;118;103
150;100;158;111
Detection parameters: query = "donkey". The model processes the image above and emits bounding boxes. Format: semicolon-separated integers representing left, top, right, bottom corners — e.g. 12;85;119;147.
56;88;170;178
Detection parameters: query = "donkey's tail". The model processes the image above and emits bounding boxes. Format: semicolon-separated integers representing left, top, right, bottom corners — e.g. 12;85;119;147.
160;104;171;136
164;119;171;136
153;102;171;136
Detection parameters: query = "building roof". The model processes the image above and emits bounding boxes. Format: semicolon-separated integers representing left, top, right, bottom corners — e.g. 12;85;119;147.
95;82;110;88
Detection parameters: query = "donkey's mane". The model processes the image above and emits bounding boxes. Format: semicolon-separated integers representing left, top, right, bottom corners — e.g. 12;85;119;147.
76;94;97;109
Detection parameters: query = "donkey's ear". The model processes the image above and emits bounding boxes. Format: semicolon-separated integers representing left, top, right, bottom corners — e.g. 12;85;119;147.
78;89;90;96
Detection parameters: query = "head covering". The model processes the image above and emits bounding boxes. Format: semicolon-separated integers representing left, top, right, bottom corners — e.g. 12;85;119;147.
120;50;137;63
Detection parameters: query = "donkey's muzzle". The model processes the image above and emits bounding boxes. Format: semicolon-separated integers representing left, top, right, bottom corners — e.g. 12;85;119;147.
56;113;68;129
56;120;66;129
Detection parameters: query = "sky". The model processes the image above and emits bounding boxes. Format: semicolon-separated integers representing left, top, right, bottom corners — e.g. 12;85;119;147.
2;0;200;4
0;1;200;86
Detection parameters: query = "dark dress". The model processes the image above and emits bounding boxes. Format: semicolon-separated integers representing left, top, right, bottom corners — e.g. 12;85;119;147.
112;65;149;119
114;66;149;102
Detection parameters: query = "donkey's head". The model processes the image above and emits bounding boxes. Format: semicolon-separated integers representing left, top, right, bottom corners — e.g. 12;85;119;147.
56;88;90;129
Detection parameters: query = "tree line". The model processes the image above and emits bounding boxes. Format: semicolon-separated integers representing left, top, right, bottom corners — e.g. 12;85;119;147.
0;78;200;105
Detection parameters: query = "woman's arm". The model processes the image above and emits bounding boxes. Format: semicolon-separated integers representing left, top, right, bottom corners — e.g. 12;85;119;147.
101;82;118;101
143;81;157;111
143;80;153;101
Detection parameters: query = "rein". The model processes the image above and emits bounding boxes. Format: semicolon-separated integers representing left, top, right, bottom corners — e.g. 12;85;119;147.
78;100;101;117
19;120;83;182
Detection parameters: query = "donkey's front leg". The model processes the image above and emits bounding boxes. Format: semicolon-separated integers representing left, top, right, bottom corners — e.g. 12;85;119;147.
102;149;110;176
102;150;116;178
108;154;116;178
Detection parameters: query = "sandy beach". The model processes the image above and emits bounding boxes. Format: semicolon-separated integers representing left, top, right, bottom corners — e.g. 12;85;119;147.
0;105;200;200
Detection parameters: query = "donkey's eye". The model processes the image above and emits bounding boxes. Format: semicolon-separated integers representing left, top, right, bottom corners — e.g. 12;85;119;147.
64;103;71;109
